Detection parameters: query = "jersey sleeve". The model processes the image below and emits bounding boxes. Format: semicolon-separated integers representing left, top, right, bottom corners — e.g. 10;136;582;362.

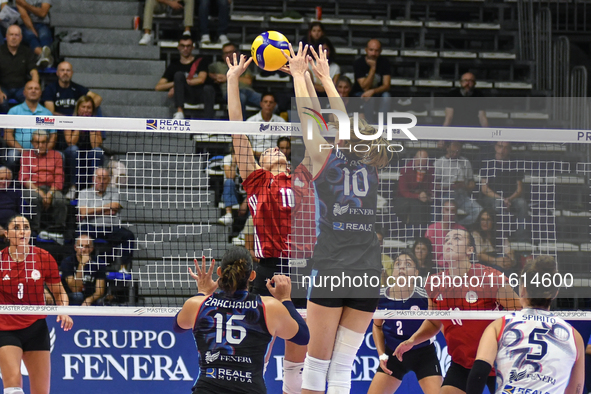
39;248;61;284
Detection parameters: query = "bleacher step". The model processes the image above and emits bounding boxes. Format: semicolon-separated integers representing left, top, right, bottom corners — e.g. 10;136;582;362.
52;13;133;29
52;0;139;15
93;89;169;107
65;58;165;75
74;73;161;90
55;27;141;45
61;43;160;60
101;105;170;119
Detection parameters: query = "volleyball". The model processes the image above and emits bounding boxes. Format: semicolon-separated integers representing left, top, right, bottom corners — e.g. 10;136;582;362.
251;31;290;71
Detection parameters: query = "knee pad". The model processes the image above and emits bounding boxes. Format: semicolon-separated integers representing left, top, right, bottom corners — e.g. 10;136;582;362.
302;354;330;392
282;360;304;394
326;326;365;394
4;388;25;394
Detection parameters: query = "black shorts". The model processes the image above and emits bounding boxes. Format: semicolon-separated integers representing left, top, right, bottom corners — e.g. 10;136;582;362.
0;319;50;352
251;260;307;309
377;343;442;381
443;361;495;393
307;268;381;313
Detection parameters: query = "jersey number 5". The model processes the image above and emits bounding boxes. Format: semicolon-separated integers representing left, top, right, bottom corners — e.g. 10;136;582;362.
214;313;247;344
526;328;549;360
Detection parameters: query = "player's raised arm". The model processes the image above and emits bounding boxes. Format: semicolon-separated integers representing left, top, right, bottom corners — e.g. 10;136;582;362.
227;54;260;179
285;42;329;175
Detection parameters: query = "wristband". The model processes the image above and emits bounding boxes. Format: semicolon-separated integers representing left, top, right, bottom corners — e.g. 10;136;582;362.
379;354;389;362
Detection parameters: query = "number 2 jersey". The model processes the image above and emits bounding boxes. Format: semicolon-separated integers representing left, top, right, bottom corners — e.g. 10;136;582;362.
242;168;291;259
0;246;61;331
311;149;380;272
193;291;272;394
495;309;577;394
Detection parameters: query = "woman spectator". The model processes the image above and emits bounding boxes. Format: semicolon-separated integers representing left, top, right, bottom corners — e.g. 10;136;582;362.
301;21;325;50
412;237;433;278
335;75;364;119
394;229;520;394
369;251;442;394
0;215;72;394
471;208;515;273
63;96;105;199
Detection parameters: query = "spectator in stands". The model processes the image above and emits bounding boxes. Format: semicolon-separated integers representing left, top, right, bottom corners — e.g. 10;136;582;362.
4;80;56;174
301;21;325;51
336;75;364;118
155;34;215;120
19;129;67;233
42;61;103;116
16;0;53;67
246;93;285;159
352;38;391;120
242;215;257;263
277;136;291;162
434;141;482;225
0;25;38;113
424;199;465;266
412;237;433;277
308;38;340;94
139;0;193;45
443;72;489;127
376;226;394;287
394;149;433;225
479;141;529;241
61;234;106;306
0;166;21;237
208;43;262;118
218;148;247;226
78;167;135;271
471;208;515;272
63;96;105;199
198;0;229;45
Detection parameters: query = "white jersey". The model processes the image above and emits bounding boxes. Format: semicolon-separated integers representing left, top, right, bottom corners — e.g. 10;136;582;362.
495;308;577;394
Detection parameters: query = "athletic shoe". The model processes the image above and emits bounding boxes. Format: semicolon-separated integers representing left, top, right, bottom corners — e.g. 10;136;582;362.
232;232;245;246
65;186;77;200
218;212;233;226
172;111;185;119
219;34;230;45
36;46;51;68
200;34;211;44
139;32;153;45
38;231;64;245
182;30;192;38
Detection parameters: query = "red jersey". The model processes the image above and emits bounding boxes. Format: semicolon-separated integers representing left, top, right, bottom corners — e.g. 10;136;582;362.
0;246;61;330
290;164;316;259
243;169;291;259
425;263;507;371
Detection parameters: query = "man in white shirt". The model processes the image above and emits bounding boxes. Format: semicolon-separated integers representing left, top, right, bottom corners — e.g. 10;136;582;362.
246;93;285;159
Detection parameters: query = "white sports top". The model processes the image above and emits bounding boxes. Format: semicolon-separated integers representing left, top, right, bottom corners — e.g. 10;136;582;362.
495;308;578;394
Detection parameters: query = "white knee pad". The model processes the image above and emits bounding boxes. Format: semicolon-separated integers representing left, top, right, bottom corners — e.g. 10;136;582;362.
283;360;304;394
326;326;365;394
302;354;330;392
4;388;25;394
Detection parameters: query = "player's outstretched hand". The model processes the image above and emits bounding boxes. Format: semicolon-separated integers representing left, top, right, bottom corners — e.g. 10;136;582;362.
282;42;308;77
393;339;414;362
189;256;218;296
226;53;253;80
57;315;73;331
266;274;292;302
309;44;331;81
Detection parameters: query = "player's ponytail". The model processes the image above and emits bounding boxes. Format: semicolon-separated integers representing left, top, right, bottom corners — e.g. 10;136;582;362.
348;117;393;169
218;246;253;295
521;255;558;308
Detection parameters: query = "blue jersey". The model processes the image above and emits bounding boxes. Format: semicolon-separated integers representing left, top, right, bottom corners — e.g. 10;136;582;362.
311;149;381;271
193;291;272;394
378;287;431;350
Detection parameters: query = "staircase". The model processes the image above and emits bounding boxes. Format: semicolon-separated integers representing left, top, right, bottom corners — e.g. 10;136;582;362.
51;0;171;118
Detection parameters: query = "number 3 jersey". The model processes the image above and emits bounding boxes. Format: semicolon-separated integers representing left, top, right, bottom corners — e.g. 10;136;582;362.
243;168;291;259
0;246;61;330
311;149;380;271
193;291;272;394
495;308;577;394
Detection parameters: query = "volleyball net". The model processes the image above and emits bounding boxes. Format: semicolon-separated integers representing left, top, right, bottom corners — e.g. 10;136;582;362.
0;95;590;319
